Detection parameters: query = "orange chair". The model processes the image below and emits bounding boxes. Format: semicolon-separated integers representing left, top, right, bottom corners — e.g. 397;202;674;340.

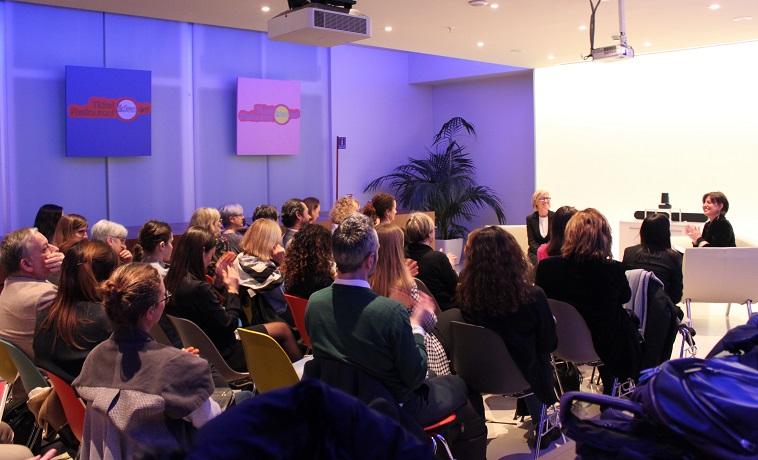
284;294;311;350
45;371;85;442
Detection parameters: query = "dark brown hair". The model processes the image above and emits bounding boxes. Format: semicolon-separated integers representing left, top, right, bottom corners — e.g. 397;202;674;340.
41;240;118;348
102;263;162;331
561;208;612;262
546;206;577;257
371;193;396;220
457;226;532;316
164;226;215;294
133;220;172;261
52;214;88;253
703;191;729;215
640;213;671;252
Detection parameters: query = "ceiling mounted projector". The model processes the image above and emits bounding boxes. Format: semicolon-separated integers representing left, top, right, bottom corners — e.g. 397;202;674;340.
268;2;370;47
585;0;634;61
287;0;356;12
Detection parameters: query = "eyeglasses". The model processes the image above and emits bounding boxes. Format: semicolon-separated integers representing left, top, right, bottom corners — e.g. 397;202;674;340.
158;292;173;304
539;197;552;202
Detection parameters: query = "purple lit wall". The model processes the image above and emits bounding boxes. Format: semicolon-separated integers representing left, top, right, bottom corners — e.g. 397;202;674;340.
0;1;536;235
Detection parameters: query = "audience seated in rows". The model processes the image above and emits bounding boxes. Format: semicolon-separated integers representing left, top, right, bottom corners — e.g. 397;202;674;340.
74;263;220;459
404;213;458;311
536;205;577;264
283;224;335;300
372;224;451;376
165;226;301;371
458;226;558;444
305;213;486;460
536;208;642;393
34;240;116;383
280;199;309;249
218;203;245;254
91;219;133;265
0;228;62;357
52;213;88;253
622;212;683;305
236;218;293;326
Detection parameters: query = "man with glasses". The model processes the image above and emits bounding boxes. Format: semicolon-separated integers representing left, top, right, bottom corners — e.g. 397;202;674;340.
0;227;64;357
91;219;133;264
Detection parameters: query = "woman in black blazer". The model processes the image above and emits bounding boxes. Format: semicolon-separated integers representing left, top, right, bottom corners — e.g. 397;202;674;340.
536;208;642;394
686;191;736;247
526;190;554;265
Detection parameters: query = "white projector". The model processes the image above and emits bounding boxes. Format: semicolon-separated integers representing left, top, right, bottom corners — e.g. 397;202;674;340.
268;4;371;47
591;44;634;60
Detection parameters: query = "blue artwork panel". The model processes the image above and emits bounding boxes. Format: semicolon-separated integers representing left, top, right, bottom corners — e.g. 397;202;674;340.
65;66;151;157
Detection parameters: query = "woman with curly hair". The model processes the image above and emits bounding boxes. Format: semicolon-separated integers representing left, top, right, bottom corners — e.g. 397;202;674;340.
283;224;335;299
458;226;557;444
329;196;360;229
536;208;641;393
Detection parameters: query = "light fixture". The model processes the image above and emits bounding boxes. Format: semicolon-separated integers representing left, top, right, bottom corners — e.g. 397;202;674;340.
733;16;753;22
468;0;489;6
547;54;555;60
384;25;393;32
578;24;587;31
708;3;721;11
643;41;652;47
261;5;271;12
490;3;499;9
477;41;485;48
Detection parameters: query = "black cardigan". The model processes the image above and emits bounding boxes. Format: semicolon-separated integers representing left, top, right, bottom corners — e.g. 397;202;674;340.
622;244;683;305
405;243;458;311
535;256;641;380
696;215;735;247
526;211;554;264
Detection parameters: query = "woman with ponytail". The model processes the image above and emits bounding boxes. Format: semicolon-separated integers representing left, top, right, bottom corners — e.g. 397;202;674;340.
74;263;220;458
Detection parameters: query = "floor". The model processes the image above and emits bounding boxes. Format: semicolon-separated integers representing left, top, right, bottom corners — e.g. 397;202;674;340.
482;301;750;459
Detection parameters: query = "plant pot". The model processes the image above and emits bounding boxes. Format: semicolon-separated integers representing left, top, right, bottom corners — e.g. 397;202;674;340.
435;238;464;263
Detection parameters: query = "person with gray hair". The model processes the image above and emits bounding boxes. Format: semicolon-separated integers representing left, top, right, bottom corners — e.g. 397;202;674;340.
219;203;245;254
305;213;487;459
91;219;133;264
0;227;63;357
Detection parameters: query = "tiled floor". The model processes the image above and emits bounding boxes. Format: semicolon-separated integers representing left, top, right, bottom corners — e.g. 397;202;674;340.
483;302;751;459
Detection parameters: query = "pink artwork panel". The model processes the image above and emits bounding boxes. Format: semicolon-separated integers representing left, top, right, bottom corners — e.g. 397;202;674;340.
236;77;301;155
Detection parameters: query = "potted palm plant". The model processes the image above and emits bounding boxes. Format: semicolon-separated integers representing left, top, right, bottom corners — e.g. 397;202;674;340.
364;117;506;258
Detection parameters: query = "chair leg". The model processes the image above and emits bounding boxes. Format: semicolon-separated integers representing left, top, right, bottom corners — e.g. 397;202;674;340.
534;404;546;459
685;299;693;327
747;300;754;318
726;303;732;316
551;356;565;396
610;378;620;397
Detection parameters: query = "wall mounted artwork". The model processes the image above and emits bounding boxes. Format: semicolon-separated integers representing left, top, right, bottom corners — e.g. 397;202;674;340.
65;66;152;157
236;77;301;155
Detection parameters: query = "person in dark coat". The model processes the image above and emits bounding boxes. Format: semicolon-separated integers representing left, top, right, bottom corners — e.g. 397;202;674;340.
536;208;642;393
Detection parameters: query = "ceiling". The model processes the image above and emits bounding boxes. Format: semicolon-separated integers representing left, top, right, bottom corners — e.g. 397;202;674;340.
18;0;758;68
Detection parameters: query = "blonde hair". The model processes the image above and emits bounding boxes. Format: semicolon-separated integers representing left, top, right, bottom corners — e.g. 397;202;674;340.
330;196;360;225
370;224;413;298
189;207;221;233
240;218;282;261
561;208;612;262
531;189;550;210
405;213;434;244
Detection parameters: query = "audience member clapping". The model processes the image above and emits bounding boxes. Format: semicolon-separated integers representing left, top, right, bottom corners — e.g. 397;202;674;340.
34;240;117;382
404;213;458;310
190;207;227;276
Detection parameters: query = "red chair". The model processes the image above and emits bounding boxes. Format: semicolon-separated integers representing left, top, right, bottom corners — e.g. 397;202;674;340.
45;371;85;442
284;294;311;350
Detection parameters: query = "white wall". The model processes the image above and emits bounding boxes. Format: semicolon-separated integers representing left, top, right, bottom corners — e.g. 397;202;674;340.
534;41;758;255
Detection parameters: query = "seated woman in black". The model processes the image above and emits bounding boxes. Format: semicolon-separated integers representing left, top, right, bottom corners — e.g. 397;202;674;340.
623;213;683;305
458;226;557;443
283;224;334;300
536;208;642;394
686;191;736;247
34;240;118;383
165;226;301;372
526;190;554;265
404;213;458;310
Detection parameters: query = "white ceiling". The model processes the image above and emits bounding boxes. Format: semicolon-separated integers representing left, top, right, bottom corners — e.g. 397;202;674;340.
18;0;758;68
